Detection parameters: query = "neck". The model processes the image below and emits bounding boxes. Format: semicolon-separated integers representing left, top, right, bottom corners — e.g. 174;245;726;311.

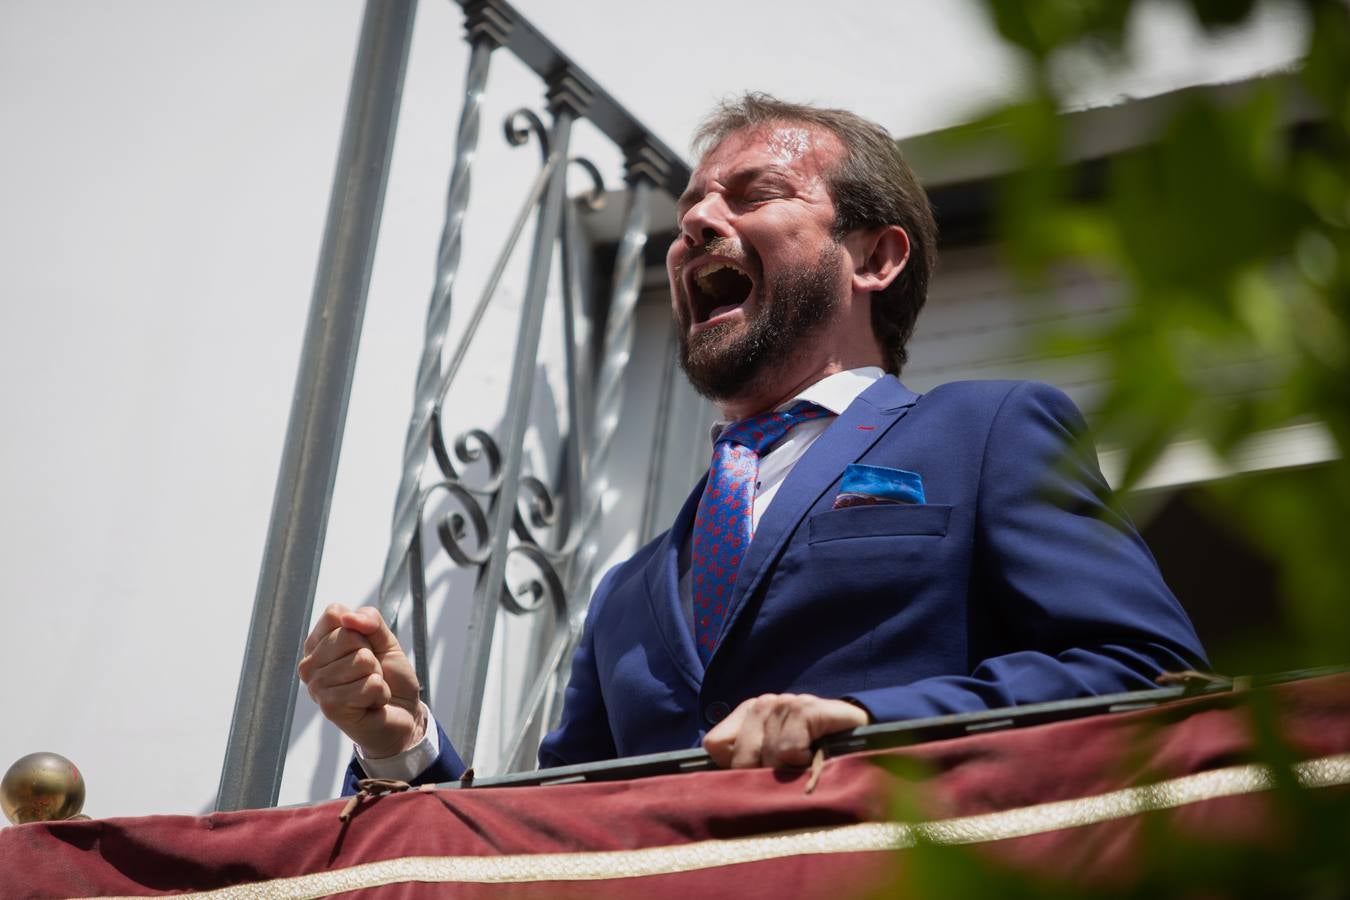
714;301;885;420
716;368;838;421
716;354;884;420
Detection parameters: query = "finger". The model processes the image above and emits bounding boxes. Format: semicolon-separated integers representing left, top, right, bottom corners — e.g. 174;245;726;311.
298;628;373;680
303;646;382;692
761;701;813;769
803;697;870;739
310;672;392;715
703;702;750;768
304;603;352;655
340;606;403;656
728;696;773;769
728;723;766;769
339;608;423;704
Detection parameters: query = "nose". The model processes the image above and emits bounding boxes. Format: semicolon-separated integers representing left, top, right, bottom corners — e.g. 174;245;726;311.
678;192;732;248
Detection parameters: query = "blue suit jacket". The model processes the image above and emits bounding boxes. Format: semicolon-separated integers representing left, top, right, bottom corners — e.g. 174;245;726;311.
350;377;1206;788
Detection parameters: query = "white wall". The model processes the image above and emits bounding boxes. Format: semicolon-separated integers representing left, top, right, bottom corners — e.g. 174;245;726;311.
0;0;1306;820
1;1;362;819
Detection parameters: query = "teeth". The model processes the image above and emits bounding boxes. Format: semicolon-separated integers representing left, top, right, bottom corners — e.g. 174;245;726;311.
693;261;746;296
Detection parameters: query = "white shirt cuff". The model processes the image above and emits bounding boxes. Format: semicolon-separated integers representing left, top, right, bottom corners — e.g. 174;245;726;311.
352;701;440;782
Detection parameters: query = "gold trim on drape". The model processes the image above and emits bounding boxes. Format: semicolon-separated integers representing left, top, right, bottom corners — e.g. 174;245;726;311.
89;752;1350;899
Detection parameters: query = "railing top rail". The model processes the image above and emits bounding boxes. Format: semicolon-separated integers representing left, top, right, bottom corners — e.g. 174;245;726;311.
457;0;690;197
422;667;1342;792
436;683;1215;790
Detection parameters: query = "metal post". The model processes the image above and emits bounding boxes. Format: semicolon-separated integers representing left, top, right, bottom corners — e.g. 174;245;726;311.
448;71;593;765
215;0;417;812
568;141;669;608
378;1;512;628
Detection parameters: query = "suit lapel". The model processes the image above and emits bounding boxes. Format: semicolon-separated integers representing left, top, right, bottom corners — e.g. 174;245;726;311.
712;375;920;655
643;473;706;690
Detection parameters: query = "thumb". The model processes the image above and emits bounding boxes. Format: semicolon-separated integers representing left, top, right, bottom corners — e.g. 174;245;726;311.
339;606;402;657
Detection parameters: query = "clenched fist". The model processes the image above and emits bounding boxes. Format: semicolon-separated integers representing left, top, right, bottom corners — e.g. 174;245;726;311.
298;604;424;759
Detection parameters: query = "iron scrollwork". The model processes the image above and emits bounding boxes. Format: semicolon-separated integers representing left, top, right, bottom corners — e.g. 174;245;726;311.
397;103;606;744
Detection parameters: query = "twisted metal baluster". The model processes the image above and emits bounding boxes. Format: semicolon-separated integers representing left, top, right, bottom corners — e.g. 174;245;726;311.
499;143;671;771
494;159;603;766
556;157;606;545
377;11;509;627
448;73;595;766
429;110;552;415
567;154;663;606
407;111;556;700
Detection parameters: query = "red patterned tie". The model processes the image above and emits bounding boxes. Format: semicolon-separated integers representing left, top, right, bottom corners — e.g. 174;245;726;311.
691;401;832;664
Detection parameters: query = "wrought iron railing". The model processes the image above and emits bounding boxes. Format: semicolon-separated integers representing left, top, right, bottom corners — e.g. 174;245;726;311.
217;0;691;810
27;667;1341;824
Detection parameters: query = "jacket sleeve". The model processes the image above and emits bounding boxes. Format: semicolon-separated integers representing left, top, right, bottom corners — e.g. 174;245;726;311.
341;718;466;796
845;381;1208;723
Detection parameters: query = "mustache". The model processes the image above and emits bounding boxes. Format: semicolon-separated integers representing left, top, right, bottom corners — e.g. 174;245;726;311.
678;237;758;278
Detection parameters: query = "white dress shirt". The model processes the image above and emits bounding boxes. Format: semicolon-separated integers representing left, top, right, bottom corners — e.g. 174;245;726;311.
358;367;886;780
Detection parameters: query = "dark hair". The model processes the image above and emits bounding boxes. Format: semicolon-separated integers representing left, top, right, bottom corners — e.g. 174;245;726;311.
692;93;937;374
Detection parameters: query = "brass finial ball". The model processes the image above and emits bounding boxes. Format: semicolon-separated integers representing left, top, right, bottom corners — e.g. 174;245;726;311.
2;752;85;825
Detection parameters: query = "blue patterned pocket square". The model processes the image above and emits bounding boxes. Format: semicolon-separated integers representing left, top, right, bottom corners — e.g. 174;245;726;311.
832;463;925;508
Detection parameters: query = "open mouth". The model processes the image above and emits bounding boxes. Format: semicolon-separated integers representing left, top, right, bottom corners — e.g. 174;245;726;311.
688;261;754;324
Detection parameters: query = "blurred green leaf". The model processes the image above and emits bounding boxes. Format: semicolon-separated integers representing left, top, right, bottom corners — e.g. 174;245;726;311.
983;0;1132;59
870;0;1350;894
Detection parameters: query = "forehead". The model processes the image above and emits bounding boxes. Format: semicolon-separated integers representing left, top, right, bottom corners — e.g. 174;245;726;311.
687;123;842;191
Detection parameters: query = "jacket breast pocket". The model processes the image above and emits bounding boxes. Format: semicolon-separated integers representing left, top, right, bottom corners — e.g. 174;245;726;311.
807;503;953;543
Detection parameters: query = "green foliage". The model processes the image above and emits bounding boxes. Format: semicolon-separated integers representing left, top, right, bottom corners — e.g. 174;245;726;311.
874;1;1350;895
871;686;1350;899
962;0;1350;665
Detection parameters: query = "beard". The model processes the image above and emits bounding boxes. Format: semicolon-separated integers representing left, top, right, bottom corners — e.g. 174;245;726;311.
675;242;845;402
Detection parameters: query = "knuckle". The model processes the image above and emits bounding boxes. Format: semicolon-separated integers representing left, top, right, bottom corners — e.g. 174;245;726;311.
362;675;388;704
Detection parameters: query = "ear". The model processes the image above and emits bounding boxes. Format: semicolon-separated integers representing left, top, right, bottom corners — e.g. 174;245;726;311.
848;225;910;295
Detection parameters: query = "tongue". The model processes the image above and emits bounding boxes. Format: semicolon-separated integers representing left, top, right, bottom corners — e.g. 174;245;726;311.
708;303;742;320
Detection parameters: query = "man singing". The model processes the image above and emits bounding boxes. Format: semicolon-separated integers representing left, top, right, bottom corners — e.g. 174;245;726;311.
299;94;1206;788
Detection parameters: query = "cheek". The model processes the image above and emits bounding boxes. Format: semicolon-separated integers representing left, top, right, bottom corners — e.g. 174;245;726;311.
747;212;813;248
668;278;689;326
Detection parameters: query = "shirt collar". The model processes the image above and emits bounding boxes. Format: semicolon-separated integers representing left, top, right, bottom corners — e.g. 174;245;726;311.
708;366;885;443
